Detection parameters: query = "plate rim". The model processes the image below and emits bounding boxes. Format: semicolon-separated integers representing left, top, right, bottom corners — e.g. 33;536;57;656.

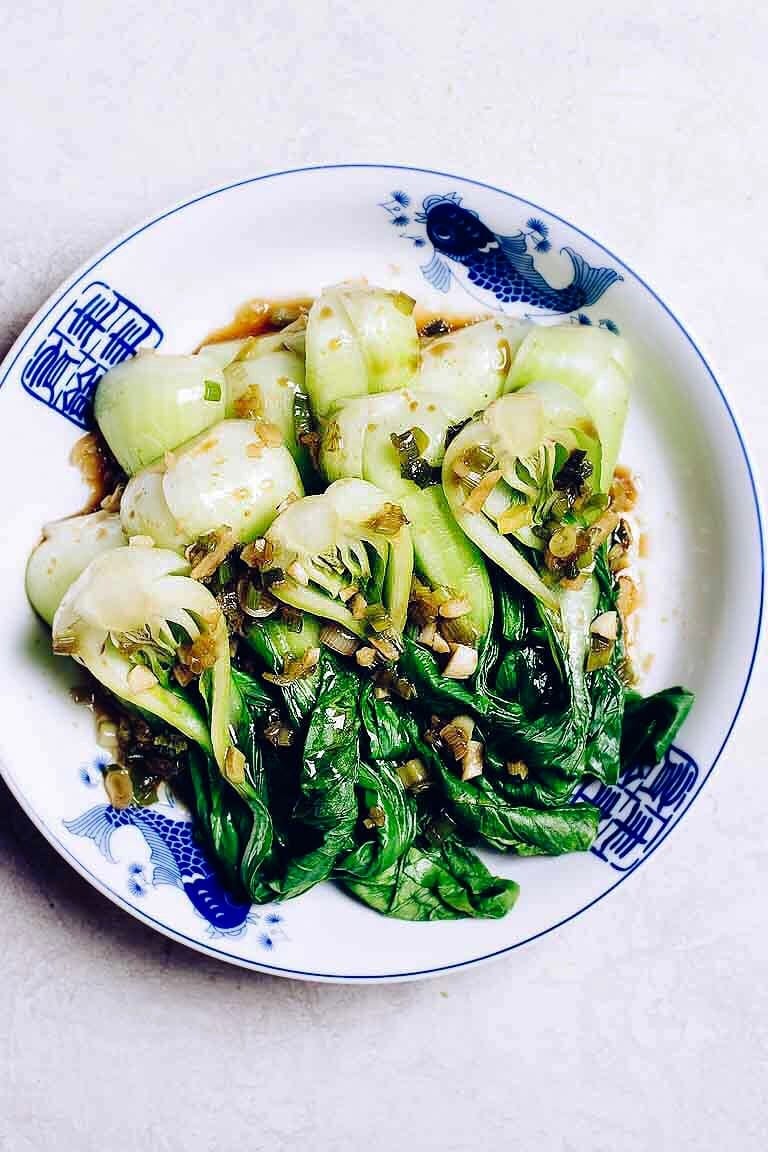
0;162;763;983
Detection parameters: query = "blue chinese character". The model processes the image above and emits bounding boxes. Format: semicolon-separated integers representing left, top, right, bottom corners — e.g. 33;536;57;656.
573;778;623;819
21;339;80;405
20;280;163;429
101;314;153;367
590;794;666;871
575;745;700;873
642;748;698;815
55;288;120;352
62;365;103;422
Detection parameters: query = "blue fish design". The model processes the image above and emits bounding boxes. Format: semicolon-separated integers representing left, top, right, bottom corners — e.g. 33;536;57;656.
414;194;621;312
64;804;252;934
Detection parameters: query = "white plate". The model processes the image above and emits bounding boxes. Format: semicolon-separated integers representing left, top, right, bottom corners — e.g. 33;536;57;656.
0;165;762;982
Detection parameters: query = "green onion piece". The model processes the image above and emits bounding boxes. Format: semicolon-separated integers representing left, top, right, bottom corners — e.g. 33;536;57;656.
397;757;431;793
463;444;495;476
403;457;434;489
392;291;416;316
130;769;160;807
204;379;222;402
579;492;610;524
216;559;233;588
391;426;427;465
366;603;393;633
390;428;414;460
549;494;572;521
238;578;278;619
586;635;614;671
422;318;450;337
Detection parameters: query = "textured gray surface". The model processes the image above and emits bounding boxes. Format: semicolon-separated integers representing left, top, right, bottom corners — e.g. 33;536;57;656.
1;3;767;1149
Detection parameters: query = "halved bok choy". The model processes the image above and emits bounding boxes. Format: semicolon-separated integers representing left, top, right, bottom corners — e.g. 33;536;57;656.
319;388;493;643
121;419;304;549
442;381;623;614
197;314;307;371
51;545;234;772
94;351;227;475
220;332;315;482
261;479;414;649
416;317;531;420
305;283;420;415
26;510;127;625
505;324;631;489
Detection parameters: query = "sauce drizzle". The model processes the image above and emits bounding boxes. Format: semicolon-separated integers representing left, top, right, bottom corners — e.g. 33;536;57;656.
198;298;313;348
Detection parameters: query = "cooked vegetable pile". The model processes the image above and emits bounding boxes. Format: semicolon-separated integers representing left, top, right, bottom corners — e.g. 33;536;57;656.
26;285;693;921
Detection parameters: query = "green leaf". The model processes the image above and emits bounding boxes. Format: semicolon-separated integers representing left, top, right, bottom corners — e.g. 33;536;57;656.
483;576;617;802
438;766;599;855
336;760;418;880
343;835;519;920
230;666;275;717
184;744;252;898
268;653;361;899
494;645;558;714
226;671;277;894
359;681;419;761
498;580;528;644
621;687;695;769
583;665;625;785
182;667;279;902
399;635;490;717
244;617;322;726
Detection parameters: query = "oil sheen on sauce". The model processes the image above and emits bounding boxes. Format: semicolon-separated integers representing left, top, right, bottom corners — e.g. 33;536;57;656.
69;431;123;512
198;298;313;348
199;296;489;348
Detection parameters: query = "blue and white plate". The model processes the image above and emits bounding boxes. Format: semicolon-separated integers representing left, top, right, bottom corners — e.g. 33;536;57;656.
0;165;761;982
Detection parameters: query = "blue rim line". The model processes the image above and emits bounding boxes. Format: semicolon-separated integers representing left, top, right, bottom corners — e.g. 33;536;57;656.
0;163;763;982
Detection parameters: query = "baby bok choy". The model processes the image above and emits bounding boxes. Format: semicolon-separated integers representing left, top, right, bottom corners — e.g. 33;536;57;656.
416;317;530;420
261;479;414;649
442;383;631;760
24;281;699;928
26;510;127;625
442;384;619;612
505;324;631;489
320;387;493;645
51;544;233;771
94;351;227;475
197;314;307;371
305;283;420;415
220;334;315;483
121;419;303;550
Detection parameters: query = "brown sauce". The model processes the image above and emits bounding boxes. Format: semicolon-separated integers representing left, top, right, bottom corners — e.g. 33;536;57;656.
414;308;491;337
199;296;490;349
69;432;124;513
197;297;313;348
610;466;639;514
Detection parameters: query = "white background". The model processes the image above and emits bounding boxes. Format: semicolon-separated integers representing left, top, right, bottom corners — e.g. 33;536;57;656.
1;3;766;1149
